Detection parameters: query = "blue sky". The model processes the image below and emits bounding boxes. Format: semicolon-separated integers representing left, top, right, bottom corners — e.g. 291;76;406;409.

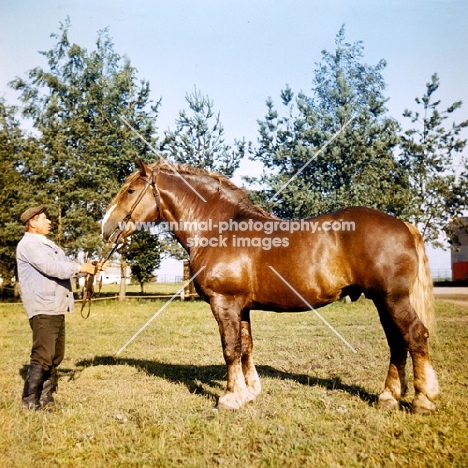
1;0;467;272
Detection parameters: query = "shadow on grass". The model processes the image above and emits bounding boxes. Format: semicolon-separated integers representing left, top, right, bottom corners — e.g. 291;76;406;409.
72;355;384;407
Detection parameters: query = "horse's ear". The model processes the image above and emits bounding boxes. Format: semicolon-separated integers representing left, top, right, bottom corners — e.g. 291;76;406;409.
136;159;147;176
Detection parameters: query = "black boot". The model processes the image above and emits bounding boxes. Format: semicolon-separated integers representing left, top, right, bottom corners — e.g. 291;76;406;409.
22;364;45;410
40;367;57;407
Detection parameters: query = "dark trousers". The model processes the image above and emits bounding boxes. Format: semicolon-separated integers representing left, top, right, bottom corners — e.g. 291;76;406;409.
29;314;65;371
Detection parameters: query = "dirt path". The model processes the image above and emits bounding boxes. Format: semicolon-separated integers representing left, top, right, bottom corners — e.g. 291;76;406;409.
434;287;468;307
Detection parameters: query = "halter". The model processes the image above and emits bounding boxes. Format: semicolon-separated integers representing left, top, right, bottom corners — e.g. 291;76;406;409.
120;168;161;232
81;167;161;317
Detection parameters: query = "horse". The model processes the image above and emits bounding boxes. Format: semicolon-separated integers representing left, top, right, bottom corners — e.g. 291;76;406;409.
101;160;439;413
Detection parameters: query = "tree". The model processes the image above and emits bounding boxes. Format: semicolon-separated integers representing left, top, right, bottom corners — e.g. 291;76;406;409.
0;98;35;291
162;88;244;177
160;88;246;260
10;19;161;260
400;73;468;247
248;26;406;219
126;230;160;293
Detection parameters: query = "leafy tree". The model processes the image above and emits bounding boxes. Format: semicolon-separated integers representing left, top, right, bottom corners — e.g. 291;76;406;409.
400;74;468;247
248;26;405;219
126;230;160;293
161;88;246;260
10;19;161;259
0;98;36;291
162;88;244;177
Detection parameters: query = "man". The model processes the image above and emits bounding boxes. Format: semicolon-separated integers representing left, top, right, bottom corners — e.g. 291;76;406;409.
16;205;105;410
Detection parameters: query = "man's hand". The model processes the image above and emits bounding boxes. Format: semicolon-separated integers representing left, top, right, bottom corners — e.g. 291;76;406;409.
80;260;110;275
80;263;97;275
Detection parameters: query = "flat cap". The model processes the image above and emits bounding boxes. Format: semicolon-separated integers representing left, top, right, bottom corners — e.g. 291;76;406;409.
20;206;47;225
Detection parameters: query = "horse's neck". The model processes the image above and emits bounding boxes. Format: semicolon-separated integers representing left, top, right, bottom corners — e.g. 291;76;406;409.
158;172;241;244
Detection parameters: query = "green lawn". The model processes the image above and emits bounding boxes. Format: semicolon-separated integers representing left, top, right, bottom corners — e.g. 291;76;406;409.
0;295;467;467
81;281;184;298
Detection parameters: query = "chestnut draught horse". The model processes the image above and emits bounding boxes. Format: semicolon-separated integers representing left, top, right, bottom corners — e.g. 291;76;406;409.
102;160;439;413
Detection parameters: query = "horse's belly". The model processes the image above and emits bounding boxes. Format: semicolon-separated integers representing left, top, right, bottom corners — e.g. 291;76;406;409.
251;279;342;311
196;245;347;310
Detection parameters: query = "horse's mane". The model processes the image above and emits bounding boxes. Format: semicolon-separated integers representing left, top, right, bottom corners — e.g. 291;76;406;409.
110;160;271;218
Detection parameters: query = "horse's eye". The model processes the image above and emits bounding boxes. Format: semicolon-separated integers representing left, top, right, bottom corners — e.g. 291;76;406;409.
128;189;136;195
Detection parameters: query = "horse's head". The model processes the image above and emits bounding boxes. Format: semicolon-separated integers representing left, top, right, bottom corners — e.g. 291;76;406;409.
101;160;160;243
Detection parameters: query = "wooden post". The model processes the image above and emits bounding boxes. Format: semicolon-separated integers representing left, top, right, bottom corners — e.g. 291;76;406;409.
183;260;196;300
119;259;127;301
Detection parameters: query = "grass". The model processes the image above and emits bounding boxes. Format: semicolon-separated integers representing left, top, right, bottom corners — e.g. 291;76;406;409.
93;282;185;297
0;290;467;467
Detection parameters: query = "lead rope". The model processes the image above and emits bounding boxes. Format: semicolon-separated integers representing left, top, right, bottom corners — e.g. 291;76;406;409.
80;241;120;318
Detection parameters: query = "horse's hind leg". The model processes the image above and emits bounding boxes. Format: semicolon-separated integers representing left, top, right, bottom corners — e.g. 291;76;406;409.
241;309;261;397
375;299;408;410
210;295;257;409
378;296;439;413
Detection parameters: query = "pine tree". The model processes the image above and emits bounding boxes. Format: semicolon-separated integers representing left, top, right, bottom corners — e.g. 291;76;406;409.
126;230;161;293
0;98;31;289
160;88;246;260
400;73;468;246
162;88;244;177
248;26;405;219
10;19;161;259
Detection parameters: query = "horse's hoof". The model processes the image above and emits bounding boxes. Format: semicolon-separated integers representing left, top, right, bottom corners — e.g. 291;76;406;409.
217;389;256;410
217;393;242;410
412;393;436;415
378;391;399;410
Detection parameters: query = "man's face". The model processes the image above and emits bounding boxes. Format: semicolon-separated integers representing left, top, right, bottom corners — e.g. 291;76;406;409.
30;212;51;236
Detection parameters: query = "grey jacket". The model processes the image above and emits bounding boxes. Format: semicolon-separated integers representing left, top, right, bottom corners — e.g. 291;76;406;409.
16;233;81;318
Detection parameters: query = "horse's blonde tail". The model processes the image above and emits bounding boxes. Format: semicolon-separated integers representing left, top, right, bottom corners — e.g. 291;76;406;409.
405;222;436;339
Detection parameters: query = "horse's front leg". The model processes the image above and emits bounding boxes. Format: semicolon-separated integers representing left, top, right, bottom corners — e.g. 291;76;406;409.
241;308;261;397
210;295;256;409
